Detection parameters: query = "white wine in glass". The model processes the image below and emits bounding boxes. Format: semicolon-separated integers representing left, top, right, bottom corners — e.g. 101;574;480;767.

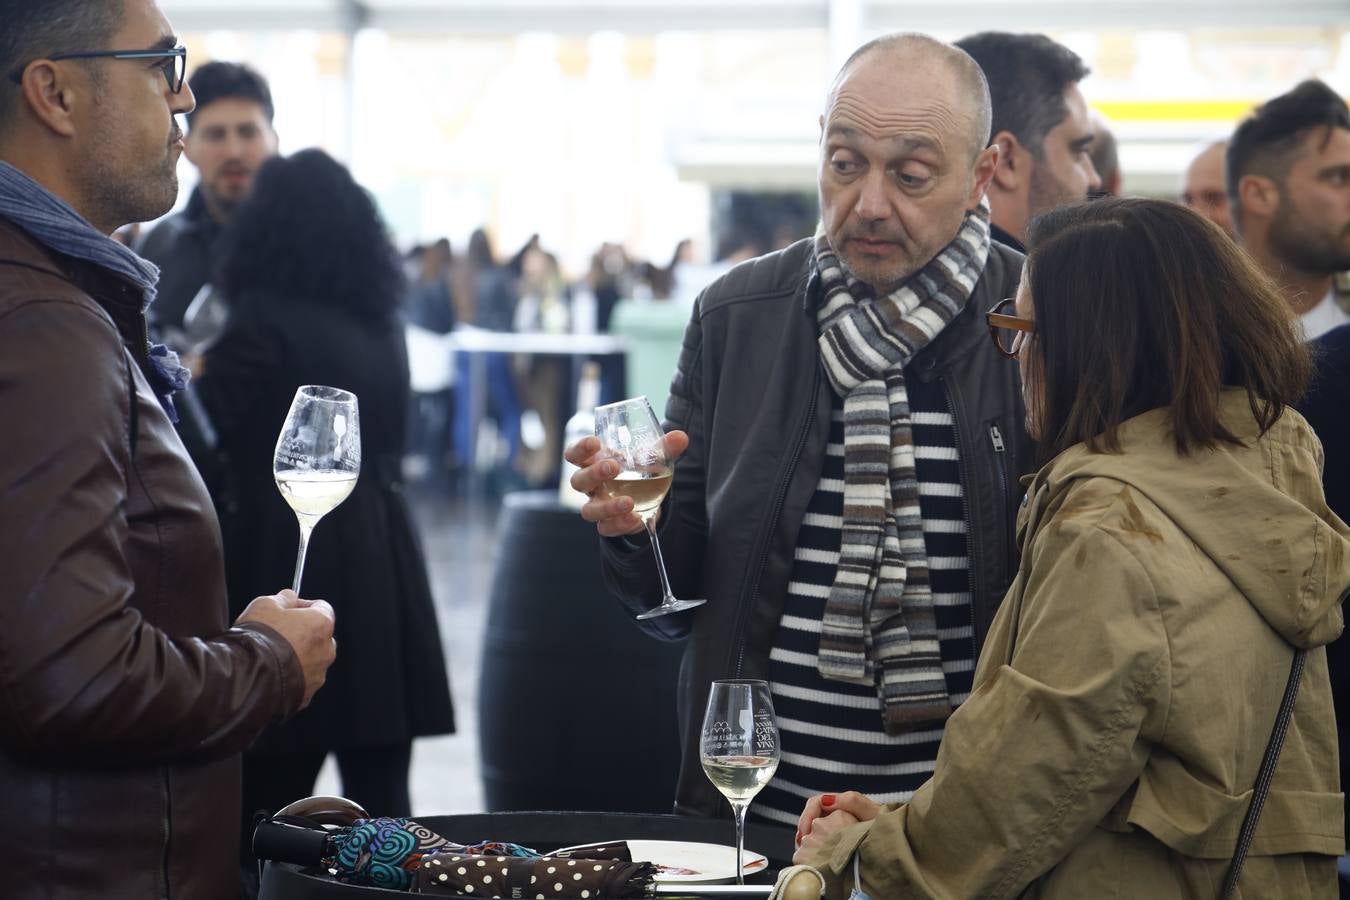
274;385;361;593
700;679;780;885
593;396;705;619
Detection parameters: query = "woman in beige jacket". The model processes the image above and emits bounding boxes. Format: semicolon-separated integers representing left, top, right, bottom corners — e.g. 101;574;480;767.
794;198;1349;898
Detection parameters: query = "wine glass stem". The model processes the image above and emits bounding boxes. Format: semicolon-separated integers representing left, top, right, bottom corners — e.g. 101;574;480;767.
291;519;316;594
731;799;750;885
644;516;678;604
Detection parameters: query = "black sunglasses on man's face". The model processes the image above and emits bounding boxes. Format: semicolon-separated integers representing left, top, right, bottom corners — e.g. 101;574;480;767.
7;46;188;94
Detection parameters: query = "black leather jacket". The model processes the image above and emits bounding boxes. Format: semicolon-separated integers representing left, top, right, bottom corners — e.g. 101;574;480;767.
600;237;1031;817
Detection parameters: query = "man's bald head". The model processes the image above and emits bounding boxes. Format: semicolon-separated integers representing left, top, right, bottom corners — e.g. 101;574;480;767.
1181;140;1232;235
828;33;992;163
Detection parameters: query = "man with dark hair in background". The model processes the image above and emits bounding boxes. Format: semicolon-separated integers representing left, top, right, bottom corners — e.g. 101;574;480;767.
0;0;335;895
1181;139;1234;235
956;31;1101;250
138;61;278;511
1232;79;1350;894
1228;79;1350;341
138;60;278;347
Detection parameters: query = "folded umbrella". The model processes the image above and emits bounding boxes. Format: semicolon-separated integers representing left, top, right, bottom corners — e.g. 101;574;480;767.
255;813;655;896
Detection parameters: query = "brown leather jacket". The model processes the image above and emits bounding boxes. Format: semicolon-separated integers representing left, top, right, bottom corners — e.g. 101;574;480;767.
0;218;304;898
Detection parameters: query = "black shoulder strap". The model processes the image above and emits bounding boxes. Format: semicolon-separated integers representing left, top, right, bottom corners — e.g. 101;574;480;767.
1220;648;1307;899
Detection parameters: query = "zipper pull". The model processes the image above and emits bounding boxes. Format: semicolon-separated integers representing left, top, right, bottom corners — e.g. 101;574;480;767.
989;424;1006;453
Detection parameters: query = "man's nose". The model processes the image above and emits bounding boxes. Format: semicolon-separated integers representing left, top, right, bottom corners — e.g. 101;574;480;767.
854;172;891;222
171;82;196;117
1084;157;1103;195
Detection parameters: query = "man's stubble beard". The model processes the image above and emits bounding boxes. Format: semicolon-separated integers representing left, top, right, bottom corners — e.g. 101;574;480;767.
1269;194;1350;277
83;111;180;233
1026;152;1081;222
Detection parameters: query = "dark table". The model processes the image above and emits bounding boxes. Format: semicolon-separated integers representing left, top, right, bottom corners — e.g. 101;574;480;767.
259;811;797;898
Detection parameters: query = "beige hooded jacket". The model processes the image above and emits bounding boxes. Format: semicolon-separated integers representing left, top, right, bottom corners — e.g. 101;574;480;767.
807;391;1348;898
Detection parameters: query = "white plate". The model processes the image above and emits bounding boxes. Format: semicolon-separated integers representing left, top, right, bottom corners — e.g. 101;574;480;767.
552;839;768;884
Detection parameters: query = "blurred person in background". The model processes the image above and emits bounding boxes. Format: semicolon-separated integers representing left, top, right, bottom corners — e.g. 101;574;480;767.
0;0;334;895
1229;79;1350;340
194;149;454;889
795;197;1347;899
138;61;279;518
1088;112;1122;197
569;33;1030;827
138;60;277;346
957;31;1101;251
513;239;572;485
1181;139;1234;235
452;226;523;485
407;236;456;334
405;237;458;487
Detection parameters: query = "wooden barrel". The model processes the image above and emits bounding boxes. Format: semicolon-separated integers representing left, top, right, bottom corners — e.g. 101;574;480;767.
477;491;685;813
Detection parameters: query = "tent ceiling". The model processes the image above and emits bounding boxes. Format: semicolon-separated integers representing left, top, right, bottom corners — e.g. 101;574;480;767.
159;0;1350;34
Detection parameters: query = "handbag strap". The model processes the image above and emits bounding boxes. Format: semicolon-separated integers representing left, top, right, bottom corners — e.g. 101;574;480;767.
1219;647;1307;899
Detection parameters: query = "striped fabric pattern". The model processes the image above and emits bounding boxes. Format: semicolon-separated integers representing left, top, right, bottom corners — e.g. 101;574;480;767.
753;382;974;826
812;199;990;732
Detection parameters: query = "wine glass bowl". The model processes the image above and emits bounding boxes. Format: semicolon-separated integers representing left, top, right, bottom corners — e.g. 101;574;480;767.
274;385;361;593
593;397;704;619
700;679;780;885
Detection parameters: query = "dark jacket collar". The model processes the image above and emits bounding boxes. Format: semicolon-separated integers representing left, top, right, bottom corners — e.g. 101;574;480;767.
990;222;1026;254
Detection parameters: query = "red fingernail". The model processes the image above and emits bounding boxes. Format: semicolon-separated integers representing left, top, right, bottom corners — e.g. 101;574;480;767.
821;794;835;807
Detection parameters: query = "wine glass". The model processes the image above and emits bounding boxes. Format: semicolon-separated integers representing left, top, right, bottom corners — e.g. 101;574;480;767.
274;385;361;593
700;680;780;885
593;396;705;619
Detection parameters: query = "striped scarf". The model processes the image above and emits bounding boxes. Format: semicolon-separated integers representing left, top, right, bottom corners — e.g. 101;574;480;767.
814;198;991;733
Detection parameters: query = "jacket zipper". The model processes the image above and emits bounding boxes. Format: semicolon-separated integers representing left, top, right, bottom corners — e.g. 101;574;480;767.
989;423;1014;571
732;366;821;677
944;382;981;658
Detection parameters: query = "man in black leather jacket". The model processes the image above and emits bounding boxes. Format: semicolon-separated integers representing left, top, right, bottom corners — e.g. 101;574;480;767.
569;34;1032;821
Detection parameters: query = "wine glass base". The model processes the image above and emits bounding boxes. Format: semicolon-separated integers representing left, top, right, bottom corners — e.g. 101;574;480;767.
636;597;706;620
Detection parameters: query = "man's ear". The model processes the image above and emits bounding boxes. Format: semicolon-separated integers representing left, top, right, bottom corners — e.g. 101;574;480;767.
18;60;81;138
989;130;1024;193
1237;173;1280;221
968;144;999;210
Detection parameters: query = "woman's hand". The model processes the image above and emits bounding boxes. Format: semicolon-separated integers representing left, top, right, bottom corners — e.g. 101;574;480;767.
793;791;882;863
793;809;860;864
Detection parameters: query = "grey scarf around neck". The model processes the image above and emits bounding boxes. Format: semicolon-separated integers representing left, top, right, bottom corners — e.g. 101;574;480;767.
0;161;190;420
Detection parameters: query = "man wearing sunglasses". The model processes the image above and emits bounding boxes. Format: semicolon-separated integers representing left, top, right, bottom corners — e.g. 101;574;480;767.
0;2;337;897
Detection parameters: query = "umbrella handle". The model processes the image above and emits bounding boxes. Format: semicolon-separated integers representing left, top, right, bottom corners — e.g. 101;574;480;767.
253;818;333;867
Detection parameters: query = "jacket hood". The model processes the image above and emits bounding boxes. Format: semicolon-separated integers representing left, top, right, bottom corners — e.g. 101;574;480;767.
1028;389;1349;650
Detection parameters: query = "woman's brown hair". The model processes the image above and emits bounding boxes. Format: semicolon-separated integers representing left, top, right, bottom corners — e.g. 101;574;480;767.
1024;197;1311;463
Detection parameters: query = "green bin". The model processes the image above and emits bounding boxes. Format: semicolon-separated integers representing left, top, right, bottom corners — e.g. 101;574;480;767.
610;299;691;417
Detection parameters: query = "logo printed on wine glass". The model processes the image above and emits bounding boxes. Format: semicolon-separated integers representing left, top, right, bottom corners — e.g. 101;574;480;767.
754;712;777;754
